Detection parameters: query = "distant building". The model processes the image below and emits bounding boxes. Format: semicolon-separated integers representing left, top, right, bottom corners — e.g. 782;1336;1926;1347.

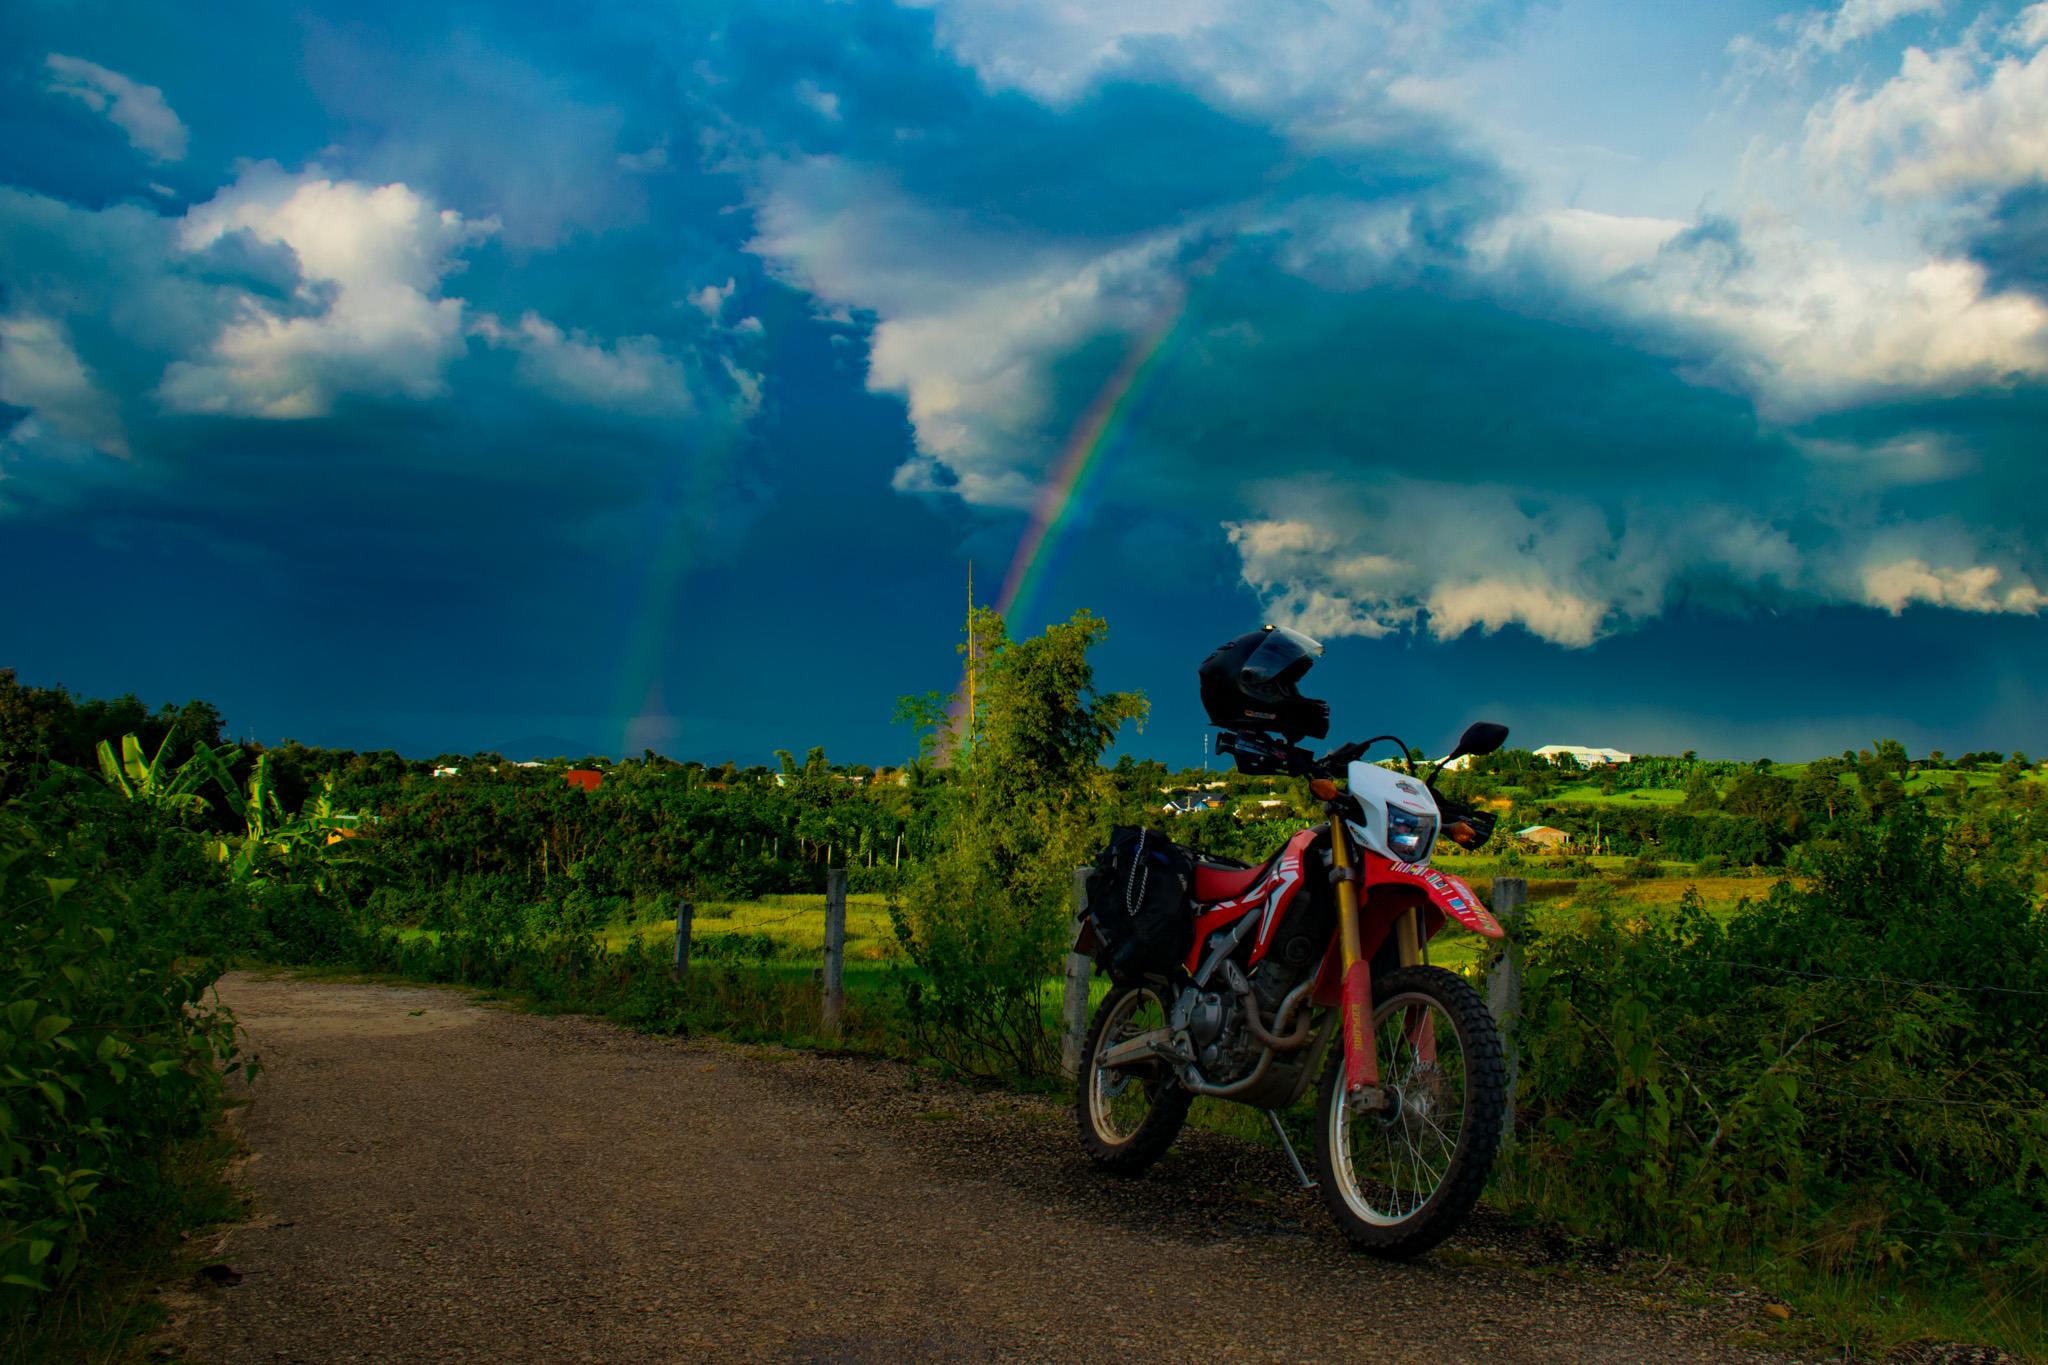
564;769;603;792
1516;825;1571;848
1162;791;1225;816
1238;798;1292;820
431;765;459;778
1535;744;1632;768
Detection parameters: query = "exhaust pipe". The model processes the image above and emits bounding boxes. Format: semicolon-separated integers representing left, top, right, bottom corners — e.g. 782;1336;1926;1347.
1178;974;1319;1097
1226;962;1315;1051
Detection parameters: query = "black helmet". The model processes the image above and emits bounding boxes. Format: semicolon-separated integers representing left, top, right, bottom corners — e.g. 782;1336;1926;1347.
1199;625;1330;742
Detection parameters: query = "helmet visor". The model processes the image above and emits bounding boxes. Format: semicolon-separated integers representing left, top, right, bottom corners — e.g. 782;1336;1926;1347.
1241;625;1324;689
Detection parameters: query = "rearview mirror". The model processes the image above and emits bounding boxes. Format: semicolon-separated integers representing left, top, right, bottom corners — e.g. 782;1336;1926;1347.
1451;721;1509;760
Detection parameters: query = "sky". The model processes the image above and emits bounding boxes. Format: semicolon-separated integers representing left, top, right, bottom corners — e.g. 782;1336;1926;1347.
2;0;2046;765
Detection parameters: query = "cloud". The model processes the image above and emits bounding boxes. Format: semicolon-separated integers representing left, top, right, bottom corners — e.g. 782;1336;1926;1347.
1227;480;1812;647
906;0;1528;118
617;141;670;173
1729;0;1944;80
473;312;697;417
0;146;762;545
717;1;2048;650
0;313;128;458
1803;6;2048;199
1480;207;2048;415
688;278;735;318
43;53;189;161
157;166;496;418
1861;556;2045;614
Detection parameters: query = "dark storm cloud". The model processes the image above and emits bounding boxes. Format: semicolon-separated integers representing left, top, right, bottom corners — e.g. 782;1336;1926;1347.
1962;185;2048;299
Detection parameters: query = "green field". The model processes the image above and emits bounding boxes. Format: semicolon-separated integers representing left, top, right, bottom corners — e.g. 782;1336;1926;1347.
556;871;1775;993
598;892;904;964
1536;781;1688;805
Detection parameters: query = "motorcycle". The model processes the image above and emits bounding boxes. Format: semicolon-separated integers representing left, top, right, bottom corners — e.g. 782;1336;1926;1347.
1073;719;1512;1257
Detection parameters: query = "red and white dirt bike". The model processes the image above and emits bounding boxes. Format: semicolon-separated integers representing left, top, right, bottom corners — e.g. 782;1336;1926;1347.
1074;721;1512;1257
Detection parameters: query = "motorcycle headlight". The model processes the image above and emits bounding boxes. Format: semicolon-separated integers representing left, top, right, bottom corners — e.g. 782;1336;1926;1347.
1386;804;1438;860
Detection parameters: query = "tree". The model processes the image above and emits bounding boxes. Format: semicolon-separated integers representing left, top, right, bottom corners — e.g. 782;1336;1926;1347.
891;608;1146;1077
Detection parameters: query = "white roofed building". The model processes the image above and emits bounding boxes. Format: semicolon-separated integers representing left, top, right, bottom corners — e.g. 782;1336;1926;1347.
1534;744;1632;767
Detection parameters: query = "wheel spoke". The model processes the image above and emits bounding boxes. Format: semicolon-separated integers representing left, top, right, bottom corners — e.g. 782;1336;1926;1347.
1089;987;1170;1146
1330;986;1472;1229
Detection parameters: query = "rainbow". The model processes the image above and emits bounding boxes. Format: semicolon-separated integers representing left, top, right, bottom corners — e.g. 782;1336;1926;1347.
994;288;1193;626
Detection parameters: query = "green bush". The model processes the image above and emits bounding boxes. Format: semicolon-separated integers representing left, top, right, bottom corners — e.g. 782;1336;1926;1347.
1503;805;2047;1280
889;609;1144;1079
0;787;249;1324
1624;852;1666;879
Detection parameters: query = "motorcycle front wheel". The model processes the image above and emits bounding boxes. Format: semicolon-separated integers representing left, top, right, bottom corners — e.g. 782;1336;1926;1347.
1076;981;1191;1174
1314;965;1506;1257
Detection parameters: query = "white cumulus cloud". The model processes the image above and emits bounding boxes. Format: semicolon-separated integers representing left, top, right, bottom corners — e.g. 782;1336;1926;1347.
159;167;496;418
1804;6;2048;198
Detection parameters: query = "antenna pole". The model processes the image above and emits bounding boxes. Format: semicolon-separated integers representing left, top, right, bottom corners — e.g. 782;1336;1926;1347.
965;561;975;763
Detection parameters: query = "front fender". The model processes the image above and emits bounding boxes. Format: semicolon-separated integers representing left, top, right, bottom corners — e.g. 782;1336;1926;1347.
1366;859;1504;938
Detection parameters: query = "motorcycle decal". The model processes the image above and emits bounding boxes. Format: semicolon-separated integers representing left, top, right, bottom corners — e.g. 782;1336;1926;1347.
1380;860;1504;938
1186;828;1318;972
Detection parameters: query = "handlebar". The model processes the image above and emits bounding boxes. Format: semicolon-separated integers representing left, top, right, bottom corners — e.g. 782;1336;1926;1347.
1215;731;1402;779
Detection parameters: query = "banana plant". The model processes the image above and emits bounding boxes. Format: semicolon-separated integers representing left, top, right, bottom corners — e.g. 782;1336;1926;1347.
213;757;363;888
95;733;241;816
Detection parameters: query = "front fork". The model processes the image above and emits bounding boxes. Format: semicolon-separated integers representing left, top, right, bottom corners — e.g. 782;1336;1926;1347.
1330;817;1424;1111
1329;818;1382;1107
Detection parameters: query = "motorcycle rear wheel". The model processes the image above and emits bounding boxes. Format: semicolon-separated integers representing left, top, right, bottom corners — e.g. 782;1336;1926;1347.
1313;965;1506;1257
1076;981;1192;1174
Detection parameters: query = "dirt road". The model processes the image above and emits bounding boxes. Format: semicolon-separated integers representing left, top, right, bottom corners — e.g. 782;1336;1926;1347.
176;973;1800;1363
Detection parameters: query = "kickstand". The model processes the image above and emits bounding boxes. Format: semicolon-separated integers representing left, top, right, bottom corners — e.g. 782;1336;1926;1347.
1264;1108;1317;1190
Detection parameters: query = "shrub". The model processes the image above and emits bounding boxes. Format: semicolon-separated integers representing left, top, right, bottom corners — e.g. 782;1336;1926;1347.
0;787;249;1325
888;609;1144;1079
1502;805;2048;1280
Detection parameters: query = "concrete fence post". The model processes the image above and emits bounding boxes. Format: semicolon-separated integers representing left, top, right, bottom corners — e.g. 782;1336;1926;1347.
1485;876;1529;1138
1061;865;1093;1078
822;869;847;1037
671;898;693;983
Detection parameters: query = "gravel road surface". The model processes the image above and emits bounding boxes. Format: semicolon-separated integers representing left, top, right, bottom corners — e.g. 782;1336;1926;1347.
174;973;1803;1363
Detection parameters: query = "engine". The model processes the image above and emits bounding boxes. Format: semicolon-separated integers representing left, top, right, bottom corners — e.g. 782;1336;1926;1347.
1175;955;1313;1084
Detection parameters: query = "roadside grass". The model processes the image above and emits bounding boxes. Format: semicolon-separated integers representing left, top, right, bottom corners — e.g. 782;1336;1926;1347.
1749;1255;2046;1361
1491;1158;2047;1359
